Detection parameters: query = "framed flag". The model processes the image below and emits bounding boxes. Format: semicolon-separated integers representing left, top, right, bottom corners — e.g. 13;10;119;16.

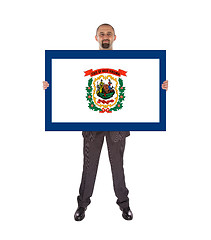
45;50;166;131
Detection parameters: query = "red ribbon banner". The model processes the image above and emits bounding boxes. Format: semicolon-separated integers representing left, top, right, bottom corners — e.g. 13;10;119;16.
84;68;127;77
97;99;114;104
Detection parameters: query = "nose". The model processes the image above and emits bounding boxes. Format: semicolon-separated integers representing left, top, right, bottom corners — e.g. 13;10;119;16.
103;34;110;39
102;35;108;39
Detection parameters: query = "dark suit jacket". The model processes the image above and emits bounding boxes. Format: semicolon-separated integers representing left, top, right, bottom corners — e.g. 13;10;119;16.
82;131;130;142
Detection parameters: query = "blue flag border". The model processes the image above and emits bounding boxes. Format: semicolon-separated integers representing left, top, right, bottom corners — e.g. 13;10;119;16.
45;50;166;131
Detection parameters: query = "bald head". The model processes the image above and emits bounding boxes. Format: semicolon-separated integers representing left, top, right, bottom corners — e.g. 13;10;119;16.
96;24;115;36
95;24;116;50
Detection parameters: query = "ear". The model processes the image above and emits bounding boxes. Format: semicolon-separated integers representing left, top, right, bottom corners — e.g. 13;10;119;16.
114;35;116;41
95;35;98;41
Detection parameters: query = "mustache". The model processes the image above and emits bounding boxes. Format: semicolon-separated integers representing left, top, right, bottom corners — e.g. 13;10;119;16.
102;39;110;42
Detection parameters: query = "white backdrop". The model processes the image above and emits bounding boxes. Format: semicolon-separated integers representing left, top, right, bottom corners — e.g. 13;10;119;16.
0;0;211;240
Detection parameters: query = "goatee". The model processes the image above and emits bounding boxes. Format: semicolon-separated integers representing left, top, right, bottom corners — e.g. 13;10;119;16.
102;43;110;49
102;40;110;49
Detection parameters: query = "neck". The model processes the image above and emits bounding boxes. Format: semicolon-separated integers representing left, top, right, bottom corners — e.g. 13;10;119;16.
99;46;113;50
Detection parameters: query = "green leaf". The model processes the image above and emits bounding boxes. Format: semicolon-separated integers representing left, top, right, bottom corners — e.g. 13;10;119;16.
86;93;92;102
119;93;125;102
110;101;123;111
118;78;123;87
88;78;93;87
88;101;101;111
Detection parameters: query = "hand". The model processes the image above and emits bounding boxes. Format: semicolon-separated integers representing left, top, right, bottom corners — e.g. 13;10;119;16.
162;80;168;91
43;81;49;90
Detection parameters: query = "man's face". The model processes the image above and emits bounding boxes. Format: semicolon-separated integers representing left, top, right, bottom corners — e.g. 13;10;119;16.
95;25;116;50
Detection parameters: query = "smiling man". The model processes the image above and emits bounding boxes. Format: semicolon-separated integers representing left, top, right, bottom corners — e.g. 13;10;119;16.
74;24;133;221
43;23;168;222
95;24;116;50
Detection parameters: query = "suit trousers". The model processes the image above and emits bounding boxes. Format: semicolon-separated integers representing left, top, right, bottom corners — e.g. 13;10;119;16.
77;131;129;209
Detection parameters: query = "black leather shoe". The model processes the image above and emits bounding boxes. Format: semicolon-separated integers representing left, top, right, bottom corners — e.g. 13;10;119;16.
121;207;133;220
74;207;86;221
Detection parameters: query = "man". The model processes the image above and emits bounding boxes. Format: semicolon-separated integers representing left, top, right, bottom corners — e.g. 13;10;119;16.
43;23;168;221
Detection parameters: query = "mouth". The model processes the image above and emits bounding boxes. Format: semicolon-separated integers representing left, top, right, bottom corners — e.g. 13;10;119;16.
103;40;110;43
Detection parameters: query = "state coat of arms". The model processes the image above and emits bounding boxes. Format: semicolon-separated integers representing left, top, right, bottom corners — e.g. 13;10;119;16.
84;68;127;113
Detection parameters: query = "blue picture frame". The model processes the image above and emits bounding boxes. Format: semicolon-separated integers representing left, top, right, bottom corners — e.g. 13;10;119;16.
45;50;166;131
